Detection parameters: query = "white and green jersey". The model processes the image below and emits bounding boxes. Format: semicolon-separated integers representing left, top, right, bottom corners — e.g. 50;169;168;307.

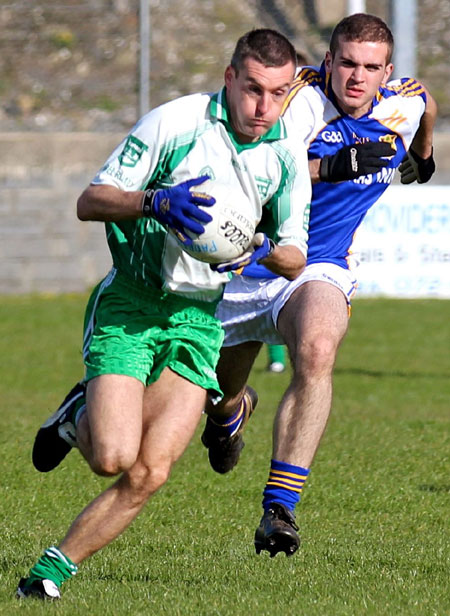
92;87;311;302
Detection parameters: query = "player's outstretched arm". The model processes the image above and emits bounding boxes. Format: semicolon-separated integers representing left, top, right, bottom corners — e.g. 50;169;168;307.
311;141;395;183
211;233;305;281
410;86;437;160
77;176;215;243
258;241;305;280
399;87;437;184
77;184;144;221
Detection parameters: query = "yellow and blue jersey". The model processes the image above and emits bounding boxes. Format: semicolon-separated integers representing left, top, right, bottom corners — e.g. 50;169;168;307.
245;62;427;277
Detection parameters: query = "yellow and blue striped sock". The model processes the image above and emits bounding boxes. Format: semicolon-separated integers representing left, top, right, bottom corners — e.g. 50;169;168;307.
207;399;245;438
262;459;310;512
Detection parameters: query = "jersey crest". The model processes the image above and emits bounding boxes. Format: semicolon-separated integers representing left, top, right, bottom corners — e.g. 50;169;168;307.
119;135;148;167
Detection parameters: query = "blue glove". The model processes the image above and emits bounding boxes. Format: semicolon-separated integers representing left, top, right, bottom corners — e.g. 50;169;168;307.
142;175;215;245
211;233;275;273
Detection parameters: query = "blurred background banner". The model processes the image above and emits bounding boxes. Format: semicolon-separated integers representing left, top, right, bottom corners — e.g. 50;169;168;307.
0;0;449;295
353;185;450;298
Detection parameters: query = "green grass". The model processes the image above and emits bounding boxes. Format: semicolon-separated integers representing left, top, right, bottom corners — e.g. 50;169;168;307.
0;295;449;615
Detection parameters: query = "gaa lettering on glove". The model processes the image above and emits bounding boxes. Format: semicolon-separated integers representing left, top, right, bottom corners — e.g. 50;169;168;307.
159;197;170;216
350;147;358;173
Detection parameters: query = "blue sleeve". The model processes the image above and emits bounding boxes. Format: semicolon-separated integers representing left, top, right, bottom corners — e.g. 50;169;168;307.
241;262;279;279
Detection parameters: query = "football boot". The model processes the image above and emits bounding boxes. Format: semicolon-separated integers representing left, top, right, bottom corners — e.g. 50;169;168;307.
254;502;300;557
201;385;258;474
16;577;60;600
32;381;85;472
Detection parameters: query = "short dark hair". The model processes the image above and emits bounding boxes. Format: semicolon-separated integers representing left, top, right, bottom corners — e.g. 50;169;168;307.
329;13;394;63
230;29;297;73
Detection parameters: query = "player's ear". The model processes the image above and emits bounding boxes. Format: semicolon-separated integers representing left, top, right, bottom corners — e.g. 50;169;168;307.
324;51;333;73
224;65;235;88
382;62;394;85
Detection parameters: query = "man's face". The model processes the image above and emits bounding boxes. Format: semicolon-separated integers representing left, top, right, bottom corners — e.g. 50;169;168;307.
325;37;393;118
224;57;295;143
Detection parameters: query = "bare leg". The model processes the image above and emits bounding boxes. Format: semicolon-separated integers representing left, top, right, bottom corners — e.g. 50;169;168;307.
77;374;145;475
202;341;262;474
205;340;263;417
275;281;349;467
253;282;349;557
59;368;206;564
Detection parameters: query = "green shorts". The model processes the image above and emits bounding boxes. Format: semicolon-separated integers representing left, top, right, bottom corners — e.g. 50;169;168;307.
82;269;224;396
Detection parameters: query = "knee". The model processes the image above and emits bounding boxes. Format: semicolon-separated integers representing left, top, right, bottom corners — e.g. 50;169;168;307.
294;334;338;376
89;448;138;477
125;462;171;504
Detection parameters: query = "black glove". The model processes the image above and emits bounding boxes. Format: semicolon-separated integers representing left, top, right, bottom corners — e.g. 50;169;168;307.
319;141;395;182
398;148;436;184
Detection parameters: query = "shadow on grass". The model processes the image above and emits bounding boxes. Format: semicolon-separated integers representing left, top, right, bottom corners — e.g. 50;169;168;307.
253;365;449;380
418;484;450;493
334;367;449;380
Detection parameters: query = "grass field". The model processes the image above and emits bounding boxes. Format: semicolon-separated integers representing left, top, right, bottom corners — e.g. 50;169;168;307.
0;294;449;615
